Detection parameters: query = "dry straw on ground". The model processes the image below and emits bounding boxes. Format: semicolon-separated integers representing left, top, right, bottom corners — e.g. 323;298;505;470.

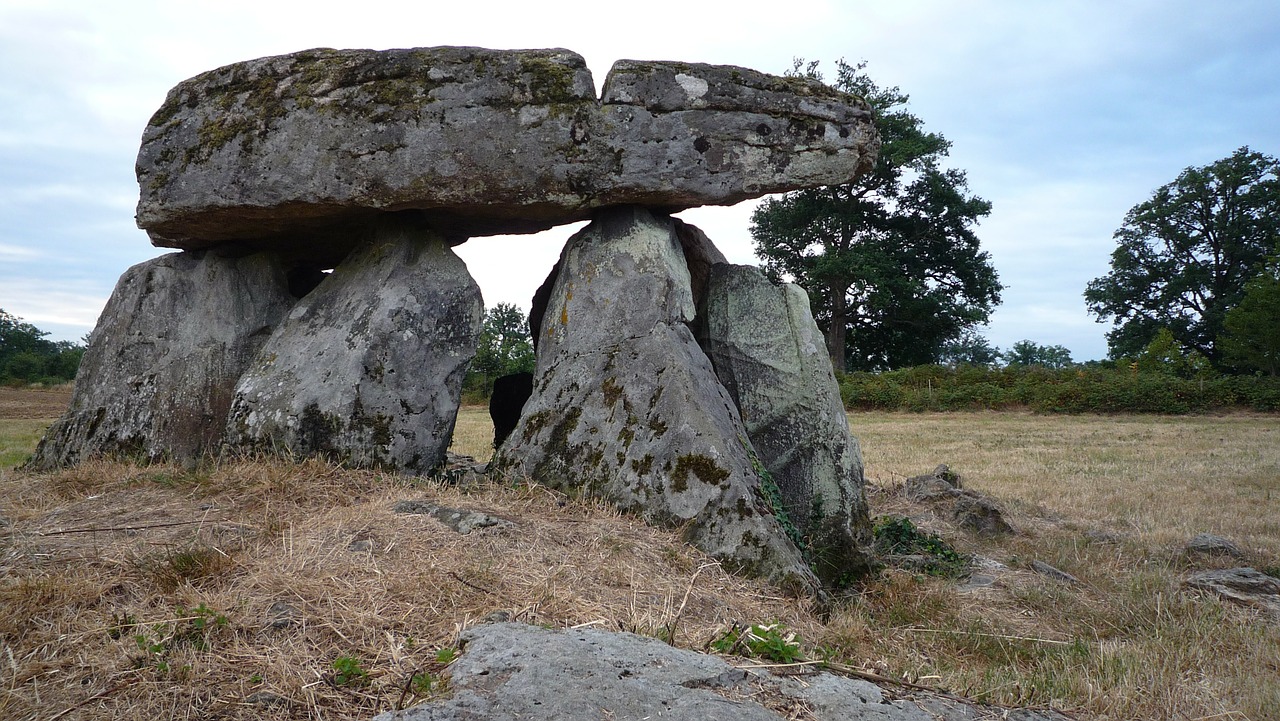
1;401;1278;720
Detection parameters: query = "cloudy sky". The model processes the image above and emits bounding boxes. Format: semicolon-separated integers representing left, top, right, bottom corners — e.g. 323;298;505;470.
2;1;1278;361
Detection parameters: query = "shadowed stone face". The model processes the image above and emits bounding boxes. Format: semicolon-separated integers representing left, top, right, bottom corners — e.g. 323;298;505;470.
136;46;878;264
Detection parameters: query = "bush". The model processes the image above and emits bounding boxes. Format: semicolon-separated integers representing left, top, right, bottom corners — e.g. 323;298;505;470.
839;365;1280;414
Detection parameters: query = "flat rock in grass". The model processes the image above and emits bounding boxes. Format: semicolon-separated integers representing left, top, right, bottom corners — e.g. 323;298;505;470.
1184;533;1245;559
1185;567;1280;618
491;206;817;593
225;217;481;474
373;623;1071;721
136;46;877;264
698;262;873;586
27;251;296;469
952;494;1014;537
1031;560;1082;585
392;500;514;535
905;464;963;501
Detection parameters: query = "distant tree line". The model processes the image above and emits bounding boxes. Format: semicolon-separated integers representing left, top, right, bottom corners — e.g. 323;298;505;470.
0;309;85;385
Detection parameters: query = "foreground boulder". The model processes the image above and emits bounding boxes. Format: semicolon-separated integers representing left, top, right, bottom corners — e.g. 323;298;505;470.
28;251;296;469
374;623;1072;721
698;263;873;586
226;217;481;473
136;46;877;264
492;207;817;593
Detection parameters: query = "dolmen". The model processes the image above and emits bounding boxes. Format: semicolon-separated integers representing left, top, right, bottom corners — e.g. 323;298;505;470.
30;46;881;594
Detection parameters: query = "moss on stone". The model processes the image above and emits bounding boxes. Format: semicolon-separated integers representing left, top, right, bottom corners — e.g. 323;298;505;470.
670;454;729;494
518;55;580;104
630;454;653;475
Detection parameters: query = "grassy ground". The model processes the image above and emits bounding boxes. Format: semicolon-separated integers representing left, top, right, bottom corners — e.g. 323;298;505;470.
3;398;1278;720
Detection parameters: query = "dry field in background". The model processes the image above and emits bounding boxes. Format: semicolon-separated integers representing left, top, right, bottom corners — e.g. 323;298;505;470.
1;392;1277;720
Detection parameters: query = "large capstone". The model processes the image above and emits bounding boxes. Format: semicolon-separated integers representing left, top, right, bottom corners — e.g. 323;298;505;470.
698;263;874;586
226;217;482;474
136;46;878;265
27;251;296;469
491;207;817;593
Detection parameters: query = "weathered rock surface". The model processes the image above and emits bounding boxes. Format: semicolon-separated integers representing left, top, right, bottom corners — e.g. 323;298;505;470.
1030;560;1082;585
492;207;816;592
27;251;296;469
136;46;877;264
392;500;515;535
1184;567;1280;618
905;464;963;501
1184;532;1245;559
698;262;873;586
225;218;481;474
373;623;1071;721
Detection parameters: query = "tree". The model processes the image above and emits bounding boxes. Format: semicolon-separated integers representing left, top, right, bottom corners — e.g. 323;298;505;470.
751;60;1002;372
939;330;1001;367
0;309;85;383
1219;252;1280;375
464;303;535;395
1001;340;1074;369
1085;147;1280;366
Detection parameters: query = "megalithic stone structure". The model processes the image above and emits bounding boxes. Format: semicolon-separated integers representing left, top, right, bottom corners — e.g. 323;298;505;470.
34;46;881;593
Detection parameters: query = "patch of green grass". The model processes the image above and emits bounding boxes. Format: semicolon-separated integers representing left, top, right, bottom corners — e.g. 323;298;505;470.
0;419;49;468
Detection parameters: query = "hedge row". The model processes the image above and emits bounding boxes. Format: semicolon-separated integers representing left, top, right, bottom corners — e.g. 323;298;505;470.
838;365;1280;414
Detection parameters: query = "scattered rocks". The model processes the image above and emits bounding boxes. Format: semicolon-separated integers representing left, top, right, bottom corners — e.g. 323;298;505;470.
905;464;963;501
265;601;301;630
243;691;290;707
431;453;489;486
1184;567;1280;618
1030;560;1082;585
951;494;1014;537
372;622;1072;721
900;464;1014;538
392;500;514;535
1184;533;1245;559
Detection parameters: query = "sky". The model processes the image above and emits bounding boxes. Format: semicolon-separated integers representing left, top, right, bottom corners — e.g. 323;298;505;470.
1;1;1278;361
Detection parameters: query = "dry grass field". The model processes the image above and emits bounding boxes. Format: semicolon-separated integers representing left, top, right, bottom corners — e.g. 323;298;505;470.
1;392;1277;720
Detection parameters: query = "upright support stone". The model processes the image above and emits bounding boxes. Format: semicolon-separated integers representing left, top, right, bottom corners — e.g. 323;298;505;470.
27;251;296;469
698;263;874;586
226;217;482;474
492;207;818;593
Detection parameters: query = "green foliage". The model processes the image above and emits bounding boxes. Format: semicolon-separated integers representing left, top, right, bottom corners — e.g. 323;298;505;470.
939;330;1001;367
435;647;457;663
872;516;969;577
1135;328;1215;378
462;303;536;400
331;655;369;687
751;60;1001;372
838;364;1280;414
711;623;803;663
0;309;85;385
1220;253;1280;376
1001;340;1074;369
1085;147;1280;366
128;604;229;672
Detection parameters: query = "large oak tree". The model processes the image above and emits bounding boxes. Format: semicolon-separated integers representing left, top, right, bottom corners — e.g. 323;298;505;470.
751;61;1001;372
1085;147;1280;365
